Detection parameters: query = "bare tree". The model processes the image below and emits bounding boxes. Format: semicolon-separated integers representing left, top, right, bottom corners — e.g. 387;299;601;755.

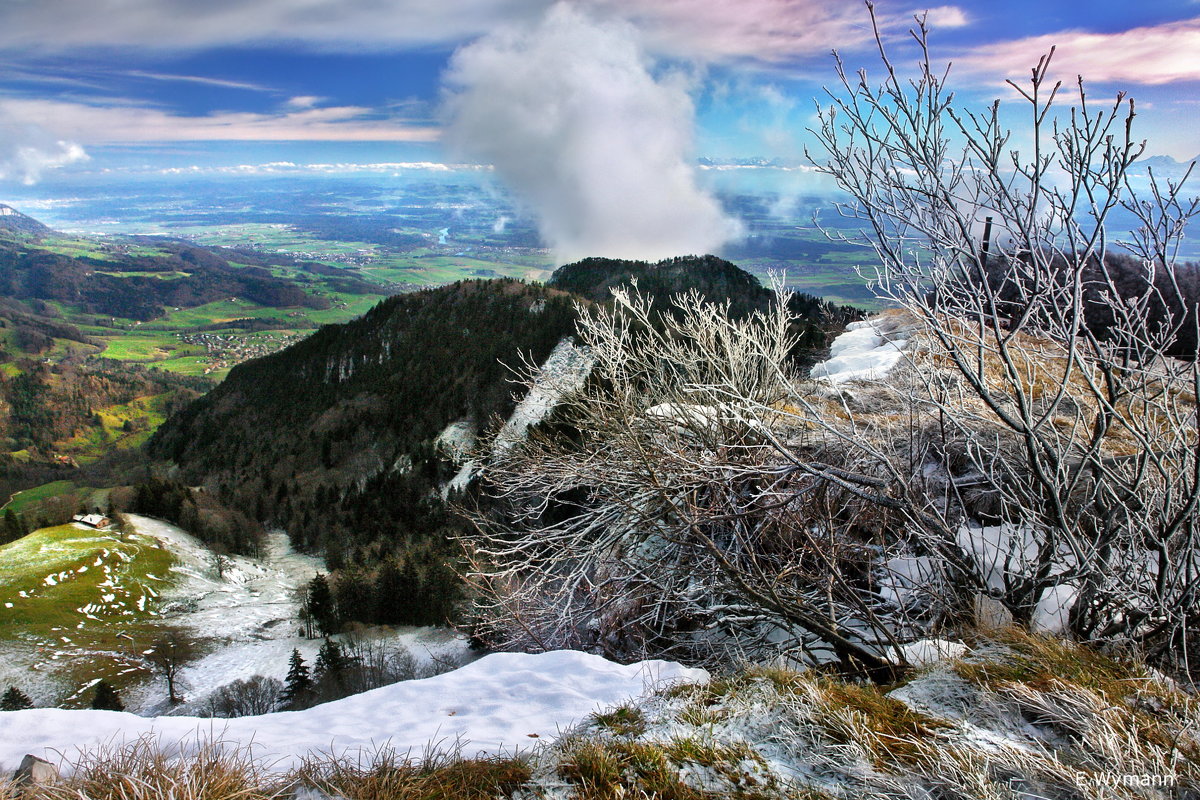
466;7;1200;678
146;630;196;705
467;288;921;678
202;675;282;718
807;6;1200;671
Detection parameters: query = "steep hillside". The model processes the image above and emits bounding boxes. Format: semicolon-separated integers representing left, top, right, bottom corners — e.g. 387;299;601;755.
147;280;579;620
0;204;52;237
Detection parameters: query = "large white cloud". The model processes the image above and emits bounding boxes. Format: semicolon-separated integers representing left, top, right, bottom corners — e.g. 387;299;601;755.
442;3;742;262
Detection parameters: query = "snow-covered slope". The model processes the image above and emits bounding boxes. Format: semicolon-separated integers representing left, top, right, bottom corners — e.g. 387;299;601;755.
809;318;908;383
0;650;706;774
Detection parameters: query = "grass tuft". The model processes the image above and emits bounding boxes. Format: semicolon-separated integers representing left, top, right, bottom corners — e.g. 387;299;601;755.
592;704;647;737
291;746;531;800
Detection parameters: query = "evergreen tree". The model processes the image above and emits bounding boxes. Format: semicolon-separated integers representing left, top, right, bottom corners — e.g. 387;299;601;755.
2;509;25;545
280;648;312;709
333;566;372;625
313;637;350;692
91;680;124;711
306;574;338;636
373;558;409;625
0;686;32;710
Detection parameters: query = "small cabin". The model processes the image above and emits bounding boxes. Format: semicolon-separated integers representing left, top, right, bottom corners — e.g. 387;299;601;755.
72;513;110;529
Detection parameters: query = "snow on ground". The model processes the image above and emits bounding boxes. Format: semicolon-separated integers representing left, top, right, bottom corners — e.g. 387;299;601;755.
442;337;596;496
0;650;707;774
809;319;907;384
123;516;473;713
956;521;1078;634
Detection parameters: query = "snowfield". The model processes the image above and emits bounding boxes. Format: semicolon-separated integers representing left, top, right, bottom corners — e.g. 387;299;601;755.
0;650;707;775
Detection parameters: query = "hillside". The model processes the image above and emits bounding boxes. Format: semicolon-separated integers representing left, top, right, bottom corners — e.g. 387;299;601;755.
146;257;859;626
147;279;580;625
0;205;52;237
0;233;330;323
550;254;861;357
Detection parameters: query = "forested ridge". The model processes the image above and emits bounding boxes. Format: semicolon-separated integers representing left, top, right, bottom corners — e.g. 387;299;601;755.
550;254;861;361
148;278;580;627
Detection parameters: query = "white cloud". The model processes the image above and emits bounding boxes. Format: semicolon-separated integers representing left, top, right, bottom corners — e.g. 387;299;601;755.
0;112;88;184
442;3;742;262
919;5;969;28
123;70;276;92
955;16;1200;85
152;161;488;176
0;98;439;143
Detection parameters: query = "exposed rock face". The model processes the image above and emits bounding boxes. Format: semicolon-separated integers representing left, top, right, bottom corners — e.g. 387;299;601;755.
12;753;58;787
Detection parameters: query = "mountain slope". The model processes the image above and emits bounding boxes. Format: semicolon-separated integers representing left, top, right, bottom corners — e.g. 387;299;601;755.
0;205;53;237
148;279;580;571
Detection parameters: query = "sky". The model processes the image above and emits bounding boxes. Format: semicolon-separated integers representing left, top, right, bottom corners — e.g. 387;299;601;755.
0;0;1199;258
0;0;1198;177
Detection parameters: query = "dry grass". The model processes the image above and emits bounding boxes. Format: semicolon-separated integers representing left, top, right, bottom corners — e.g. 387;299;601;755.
291;747;531;800
28;737;277;800
8;738;530;800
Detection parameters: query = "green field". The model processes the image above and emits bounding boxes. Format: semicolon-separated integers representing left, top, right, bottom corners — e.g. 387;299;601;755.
97;334;203;361
0;523;178;704
3;480;81;515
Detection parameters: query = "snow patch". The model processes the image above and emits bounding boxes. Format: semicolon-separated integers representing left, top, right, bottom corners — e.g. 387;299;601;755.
0;651;706;774
493;338;594;453
810;319;907;384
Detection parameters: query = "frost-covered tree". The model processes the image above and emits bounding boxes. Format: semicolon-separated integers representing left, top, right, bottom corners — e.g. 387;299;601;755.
467;10;1200;678
807;6;1200;673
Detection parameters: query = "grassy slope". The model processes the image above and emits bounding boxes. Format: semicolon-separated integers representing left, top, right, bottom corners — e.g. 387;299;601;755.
0;523;178;704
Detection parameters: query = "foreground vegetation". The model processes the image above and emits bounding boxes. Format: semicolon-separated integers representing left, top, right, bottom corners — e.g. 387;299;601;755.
2;633;1194;799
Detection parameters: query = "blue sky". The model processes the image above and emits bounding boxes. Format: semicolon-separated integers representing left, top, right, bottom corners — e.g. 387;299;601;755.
1;0;1199;184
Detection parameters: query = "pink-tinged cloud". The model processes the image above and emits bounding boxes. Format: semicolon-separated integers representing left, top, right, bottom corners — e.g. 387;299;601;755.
0;98;439;142
0;0;954;64
955;17;1200;86
920;5;969;29
591;0;874;63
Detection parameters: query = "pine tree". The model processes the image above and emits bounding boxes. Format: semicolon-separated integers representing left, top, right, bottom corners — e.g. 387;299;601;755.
306;574;337;636
2;509;25;545
0;686;32;710
313;637;350;697
280;648;312;709
91;680;124;711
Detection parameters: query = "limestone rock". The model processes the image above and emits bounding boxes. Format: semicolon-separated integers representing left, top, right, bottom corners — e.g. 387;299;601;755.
12;754;58;787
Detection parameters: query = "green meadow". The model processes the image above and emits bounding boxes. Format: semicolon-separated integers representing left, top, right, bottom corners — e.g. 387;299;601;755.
0;523;179;704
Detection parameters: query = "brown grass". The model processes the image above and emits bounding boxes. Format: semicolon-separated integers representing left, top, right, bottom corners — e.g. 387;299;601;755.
32;737;277;800
291;747;531;800
9;738;531;800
